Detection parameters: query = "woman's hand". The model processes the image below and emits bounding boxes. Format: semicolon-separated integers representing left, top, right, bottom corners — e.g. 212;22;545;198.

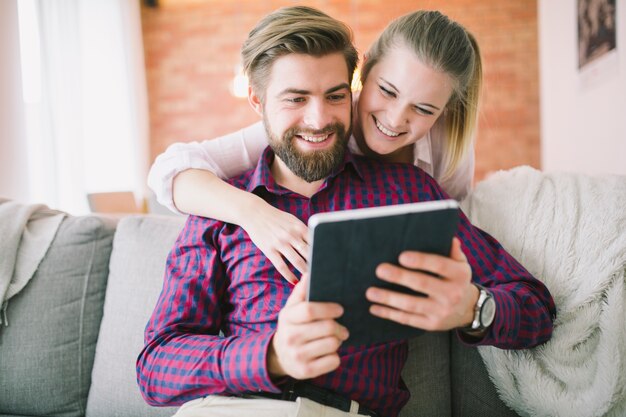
172;169;309;284
241;197;310;285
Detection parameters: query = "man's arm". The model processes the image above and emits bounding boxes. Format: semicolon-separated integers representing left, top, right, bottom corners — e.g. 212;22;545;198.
454;220;556;348
365;179;556;349
135;216;279;406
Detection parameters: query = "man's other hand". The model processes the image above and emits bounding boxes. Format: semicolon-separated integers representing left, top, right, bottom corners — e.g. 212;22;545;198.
365;238;479;331
268;274;349;380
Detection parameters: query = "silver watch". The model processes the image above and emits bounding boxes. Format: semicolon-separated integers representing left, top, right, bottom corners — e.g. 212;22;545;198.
468;284;496;331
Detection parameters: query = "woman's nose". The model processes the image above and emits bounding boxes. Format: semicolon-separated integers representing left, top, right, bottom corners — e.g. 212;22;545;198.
386;102;408;129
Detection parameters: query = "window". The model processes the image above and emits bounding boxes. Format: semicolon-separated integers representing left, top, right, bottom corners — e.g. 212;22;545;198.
17;0;149;214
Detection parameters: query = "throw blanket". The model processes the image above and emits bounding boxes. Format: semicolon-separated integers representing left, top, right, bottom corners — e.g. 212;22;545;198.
461;166;626;417
0;198;66;326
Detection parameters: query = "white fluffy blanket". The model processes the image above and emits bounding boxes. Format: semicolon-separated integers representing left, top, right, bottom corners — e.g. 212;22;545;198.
0;198;65;326
461;166;626;417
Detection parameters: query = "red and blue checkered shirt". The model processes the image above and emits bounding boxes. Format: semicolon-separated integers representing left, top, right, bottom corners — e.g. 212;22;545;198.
137;148;555;417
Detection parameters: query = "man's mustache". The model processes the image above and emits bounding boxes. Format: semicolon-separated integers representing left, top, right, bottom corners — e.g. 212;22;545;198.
284;123;344;138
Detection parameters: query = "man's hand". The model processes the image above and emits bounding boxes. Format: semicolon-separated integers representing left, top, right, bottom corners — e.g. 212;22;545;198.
268;275;349;380
365;238;480;331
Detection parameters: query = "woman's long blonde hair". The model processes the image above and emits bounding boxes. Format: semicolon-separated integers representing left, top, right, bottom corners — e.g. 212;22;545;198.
361;10;482;181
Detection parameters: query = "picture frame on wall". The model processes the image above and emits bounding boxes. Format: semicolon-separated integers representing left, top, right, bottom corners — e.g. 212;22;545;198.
577;0;617;88
578;0;616;69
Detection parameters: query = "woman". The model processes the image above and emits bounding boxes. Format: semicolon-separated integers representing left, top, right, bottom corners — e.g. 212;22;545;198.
148;10;482;284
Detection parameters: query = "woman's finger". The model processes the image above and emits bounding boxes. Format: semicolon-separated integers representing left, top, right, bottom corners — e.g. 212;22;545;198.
292;238;310;262
267;251;298;285
281;245;308;275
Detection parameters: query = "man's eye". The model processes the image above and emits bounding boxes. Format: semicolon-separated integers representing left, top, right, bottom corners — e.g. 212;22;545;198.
286;97;305;103
328;94;346;102
379;85;396;98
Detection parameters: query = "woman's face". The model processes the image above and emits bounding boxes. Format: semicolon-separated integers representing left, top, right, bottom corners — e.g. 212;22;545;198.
356;44;454;158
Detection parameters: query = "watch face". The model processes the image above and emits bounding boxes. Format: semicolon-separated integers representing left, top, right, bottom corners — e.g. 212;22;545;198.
480;296;496;327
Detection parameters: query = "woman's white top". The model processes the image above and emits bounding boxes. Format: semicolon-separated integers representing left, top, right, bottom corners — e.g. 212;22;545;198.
147;118;474;214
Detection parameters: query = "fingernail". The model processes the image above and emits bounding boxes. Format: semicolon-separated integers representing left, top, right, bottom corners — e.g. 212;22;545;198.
366;288;381;301
376;265;390;278
342;327;350;340
370;305;382;316
399;252;412;264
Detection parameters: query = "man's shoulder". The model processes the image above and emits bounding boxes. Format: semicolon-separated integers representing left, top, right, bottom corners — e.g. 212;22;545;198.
177;214;225;245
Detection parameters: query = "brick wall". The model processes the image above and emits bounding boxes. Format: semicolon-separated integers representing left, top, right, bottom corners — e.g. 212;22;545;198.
141;0;540;182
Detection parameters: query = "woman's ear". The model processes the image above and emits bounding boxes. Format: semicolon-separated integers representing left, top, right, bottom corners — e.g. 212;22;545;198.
248;86;263;117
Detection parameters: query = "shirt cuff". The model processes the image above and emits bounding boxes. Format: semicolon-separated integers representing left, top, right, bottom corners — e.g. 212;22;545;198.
456;287;519;347
222;330;282;394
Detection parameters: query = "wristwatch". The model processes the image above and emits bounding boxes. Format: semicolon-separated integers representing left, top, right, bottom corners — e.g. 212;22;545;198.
466;284;496;331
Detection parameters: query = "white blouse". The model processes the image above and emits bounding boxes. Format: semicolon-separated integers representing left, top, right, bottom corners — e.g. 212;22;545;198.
147;118;475;214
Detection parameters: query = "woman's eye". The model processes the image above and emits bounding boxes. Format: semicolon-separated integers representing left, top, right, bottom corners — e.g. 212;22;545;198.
415;106;434;116
379;85;396;98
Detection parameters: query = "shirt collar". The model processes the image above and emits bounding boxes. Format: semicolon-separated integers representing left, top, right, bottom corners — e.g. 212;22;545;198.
246;146;364;195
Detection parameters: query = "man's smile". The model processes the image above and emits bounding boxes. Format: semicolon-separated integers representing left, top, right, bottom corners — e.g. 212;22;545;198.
297;133;332;143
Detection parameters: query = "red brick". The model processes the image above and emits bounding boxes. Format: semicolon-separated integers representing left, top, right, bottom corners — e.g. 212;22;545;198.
141;1;541;180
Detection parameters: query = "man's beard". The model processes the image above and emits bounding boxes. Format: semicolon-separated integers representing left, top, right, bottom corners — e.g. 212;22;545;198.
264;117;350;183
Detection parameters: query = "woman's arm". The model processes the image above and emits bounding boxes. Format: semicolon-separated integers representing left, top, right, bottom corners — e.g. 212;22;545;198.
147;122;268;214
147;121;308;283
173;169;308;283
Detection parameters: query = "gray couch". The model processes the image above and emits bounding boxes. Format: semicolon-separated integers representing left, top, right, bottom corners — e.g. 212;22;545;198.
0;213;519;417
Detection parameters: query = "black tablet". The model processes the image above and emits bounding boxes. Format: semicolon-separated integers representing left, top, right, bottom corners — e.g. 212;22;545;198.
306;200;460;346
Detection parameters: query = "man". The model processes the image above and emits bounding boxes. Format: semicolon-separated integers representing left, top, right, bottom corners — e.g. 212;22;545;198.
137;6;555;417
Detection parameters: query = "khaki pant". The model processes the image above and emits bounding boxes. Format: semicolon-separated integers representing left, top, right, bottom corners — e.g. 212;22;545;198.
172;395;362;417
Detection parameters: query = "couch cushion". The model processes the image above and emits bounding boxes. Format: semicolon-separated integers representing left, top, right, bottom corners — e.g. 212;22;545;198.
86;215;184;417
451;337;520;416
399;332;451;417
0;215;116;417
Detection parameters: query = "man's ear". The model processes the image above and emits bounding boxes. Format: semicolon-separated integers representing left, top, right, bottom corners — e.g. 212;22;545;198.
248;86;263;117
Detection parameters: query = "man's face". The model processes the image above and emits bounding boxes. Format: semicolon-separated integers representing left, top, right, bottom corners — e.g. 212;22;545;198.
254;53;352;182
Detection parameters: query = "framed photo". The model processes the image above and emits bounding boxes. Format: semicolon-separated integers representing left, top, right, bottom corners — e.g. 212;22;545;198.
578;0;617;69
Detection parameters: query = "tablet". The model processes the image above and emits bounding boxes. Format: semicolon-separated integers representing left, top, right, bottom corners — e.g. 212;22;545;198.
306;200;459;346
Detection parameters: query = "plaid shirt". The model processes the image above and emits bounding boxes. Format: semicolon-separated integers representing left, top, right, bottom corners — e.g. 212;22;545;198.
137;148;555;417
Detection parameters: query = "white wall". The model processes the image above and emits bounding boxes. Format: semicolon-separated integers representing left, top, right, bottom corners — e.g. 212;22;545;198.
0;0;29;202
539;0;626;175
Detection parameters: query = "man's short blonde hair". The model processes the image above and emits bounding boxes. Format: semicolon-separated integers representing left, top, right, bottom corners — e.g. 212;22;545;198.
241;6;358;101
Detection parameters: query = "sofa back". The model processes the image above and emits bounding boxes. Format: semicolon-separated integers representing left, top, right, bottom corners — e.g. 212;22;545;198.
0;216;116;417
86;215;184;417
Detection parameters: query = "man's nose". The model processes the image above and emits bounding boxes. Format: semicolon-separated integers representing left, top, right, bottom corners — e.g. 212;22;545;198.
303;100;333;130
